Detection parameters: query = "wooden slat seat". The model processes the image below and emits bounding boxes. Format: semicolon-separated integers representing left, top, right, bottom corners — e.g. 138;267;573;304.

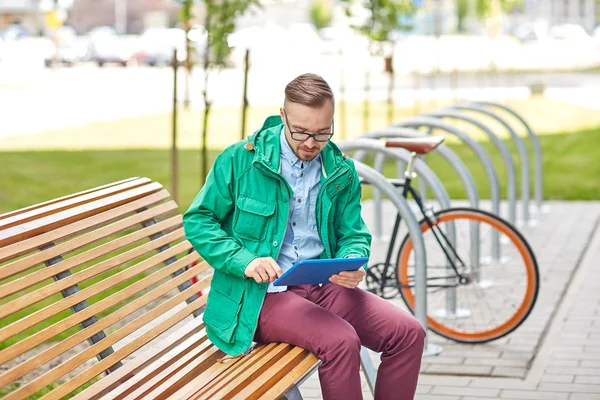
0;178;332;400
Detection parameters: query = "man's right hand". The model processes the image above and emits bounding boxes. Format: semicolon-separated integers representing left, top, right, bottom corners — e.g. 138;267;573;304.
244;257;283;283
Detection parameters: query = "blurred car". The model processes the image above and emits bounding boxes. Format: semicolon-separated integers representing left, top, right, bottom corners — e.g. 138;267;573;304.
549;24;590;41
93;35;142;67
44;37;91;67
513;22;550;43
139;28;188;66
0;24;31;41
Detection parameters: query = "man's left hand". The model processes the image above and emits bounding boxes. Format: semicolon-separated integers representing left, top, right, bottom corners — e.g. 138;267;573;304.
329;268;366;289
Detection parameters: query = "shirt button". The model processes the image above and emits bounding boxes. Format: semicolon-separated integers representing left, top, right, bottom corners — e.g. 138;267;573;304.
292;222;296;226
297;199;302;203
273;241;278;246
294;246;298;250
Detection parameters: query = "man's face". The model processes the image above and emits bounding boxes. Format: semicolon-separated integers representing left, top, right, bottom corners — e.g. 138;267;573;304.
280;101;334;162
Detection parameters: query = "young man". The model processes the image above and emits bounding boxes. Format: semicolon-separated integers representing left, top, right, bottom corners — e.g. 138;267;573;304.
183;73;425;399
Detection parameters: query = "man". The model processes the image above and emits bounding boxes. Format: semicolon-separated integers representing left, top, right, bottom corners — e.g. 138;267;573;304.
183;73;425;399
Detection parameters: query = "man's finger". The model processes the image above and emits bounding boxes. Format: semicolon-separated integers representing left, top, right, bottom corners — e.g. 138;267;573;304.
267;258;283;277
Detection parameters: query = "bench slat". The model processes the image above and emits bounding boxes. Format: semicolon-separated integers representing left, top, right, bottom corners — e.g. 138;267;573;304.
0;178;153;230
0;189;171;264
233;347;316;400
0;201;178;284
0;251;204;381
0;182;163;248
70;317;208;400
256;354;320;400
193;343;284;399
206;344;300;400
4;273;211;400
0;226;187;318
0;177;141;222
121;338;221;400
167;345;258;400
0;244;198;343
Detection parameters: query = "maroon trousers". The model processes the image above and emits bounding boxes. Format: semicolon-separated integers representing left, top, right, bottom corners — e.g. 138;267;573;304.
253;284;426;400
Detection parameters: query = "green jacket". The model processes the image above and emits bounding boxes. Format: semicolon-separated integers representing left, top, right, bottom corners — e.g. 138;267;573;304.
182;115;372;356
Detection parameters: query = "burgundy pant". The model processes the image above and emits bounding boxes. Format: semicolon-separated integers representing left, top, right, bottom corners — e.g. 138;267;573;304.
253;284;426;400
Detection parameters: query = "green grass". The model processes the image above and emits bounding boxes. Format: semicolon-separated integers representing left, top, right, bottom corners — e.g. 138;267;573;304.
1;126;599;216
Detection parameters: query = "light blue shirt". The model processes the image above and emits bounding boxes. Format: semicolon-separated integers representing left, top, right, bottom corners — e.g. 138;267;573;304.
268;128;325;293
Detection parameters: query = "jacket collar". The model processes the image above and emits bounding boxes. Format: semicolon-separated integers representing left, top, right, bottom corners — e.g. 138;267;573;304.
248;115;347;179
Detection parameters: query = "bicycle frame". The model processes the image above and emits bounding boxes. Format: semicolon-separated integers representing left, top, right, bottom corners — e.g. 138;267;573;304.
377;154;470;291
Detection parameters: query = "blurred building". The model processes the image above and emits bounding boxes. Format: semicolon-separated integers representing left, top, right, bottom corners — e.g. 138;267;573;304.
524;0;598;32
0;0;40;32
67;0;193;35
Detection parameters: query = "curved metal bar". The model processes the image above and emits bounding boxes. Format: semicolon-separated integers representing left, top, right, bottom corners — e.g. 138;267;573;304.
452;102;533;224
471;100;544;213
392;117;500;215
338;139;453;210
353;160;442;356
393;117;503;261
424;108;518;225
356;128;480;208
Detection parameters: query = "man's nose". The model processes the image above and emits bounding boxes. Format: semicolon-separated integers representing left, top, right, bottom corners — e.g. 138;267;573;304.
305;137;318;147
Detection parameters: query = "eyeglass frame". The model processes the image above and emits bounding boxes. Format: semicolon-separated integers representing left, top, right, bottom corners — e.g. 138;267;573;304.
282;109;334;143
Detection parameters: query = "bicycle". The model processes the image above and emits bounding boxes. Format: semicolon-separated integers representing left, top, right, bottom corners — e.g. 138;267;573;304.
362;136;540;344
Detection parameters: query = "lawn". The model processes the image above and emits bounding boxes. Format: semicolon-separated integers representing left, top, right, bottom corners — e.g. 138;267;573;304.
1;125;599;216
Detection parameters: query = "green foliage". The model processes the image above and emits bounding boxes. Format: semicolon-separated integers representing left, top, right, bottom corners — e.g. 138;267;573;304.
456;0;468;32
475;0;524;20
340;0;415;44
310;0;333;30
203;0;260;68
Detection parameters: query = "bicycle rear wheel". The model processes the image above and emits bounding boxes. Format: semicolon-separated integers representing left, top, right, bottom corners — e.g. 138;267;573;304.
396;207;539;343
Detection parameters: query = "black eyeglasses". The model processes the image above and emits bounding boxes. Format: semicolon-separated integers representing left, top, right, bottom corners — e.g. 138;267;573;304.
283;109;334;142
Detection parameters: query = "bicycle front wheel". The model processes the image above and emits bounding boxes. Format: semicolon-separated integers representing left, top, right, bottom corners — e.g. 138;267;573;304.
396;207;539;343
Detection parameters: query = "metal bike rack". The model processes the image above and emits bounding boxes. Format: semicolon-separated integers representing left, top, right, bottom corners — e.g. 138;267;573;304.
354;160;443;358
339;139;453;211
342;141;467;318
424;108;518;225
452;102;533;225
354;128;480;241
468;100;546;216
393;117;503;262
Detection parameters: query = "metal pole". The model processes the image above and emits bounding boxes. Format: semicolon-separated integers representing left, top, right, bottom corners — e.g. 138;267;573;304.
114;0;127;34
171;49;179;204
240;48;250;141
426;108;518;225
474;101;546;215
353;161;442;357
455;102;533;225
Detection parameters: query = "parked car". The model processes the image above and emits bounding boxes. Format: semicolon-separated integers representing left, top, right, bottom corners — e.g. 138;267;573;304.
139;28;187;66
93;35;142;67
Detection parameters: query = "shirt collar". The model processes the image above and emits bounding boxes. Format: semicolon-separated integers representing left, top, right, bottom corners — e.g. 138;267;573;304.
279;127;321;168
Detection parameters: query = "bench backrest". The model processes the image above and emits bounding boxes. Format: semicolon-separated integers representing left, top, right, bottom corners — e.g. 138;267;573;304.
0;177;210;400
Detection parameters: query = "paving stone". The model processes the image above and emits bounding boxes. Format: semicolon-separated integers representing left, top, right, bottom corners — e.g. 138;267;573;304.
429;385;500;397
427;364;493;376
464;358;529;367
574;376;600;385
540;374;574;383
537;383;600;393
417;376;471;387
493;367;528;378
499;390;569;400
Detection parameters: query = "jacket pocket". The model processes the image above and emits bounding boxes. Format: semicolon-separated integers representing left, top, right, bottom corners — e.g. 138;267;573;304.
203;281;245;343
234;196;276;241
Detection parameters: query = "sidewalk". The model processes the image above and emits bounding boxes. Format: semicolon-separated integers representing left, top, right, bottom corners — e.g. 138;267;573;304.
300;200;600;399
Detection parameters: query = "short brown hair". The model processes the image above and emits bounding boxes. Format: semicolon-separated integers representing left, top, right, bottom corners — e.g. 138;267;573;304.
284;73;334;109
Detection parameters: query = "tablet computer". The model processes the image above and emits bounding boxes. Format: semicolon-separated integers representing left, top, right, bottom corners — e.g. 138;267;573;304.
273;257;369;286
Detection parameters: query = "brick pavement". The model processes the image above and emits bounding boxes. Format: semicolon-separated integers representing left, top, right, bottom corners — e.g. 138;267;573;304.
299;200;600;399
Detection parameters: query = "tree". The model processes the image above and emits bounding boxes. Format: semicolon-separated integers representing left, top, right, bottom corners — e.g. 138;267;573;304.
340;0;416;129
456;0;469;33
198;0;260;185
310;0;333;30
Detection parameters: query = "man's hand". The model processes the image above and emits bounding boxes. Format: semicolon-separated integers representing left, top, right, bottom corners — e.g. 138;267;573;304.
244;257;283;284
329;268;366;289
